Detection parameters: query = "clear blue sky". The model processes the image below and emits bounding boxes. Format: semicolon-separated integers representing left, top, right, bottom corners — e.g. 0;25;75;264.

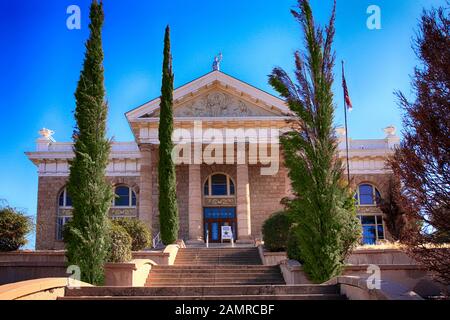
0;0;445;248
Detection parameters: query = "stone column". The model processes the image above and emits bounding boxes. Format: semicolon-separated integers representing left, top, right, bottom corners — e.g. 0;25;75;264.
236;164;252;242
188;164;203;242
139;144;153;231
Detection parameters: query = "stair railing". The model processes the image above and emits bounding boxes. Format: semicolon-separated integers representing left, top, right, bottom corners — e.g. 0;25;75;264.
206;229;209;248
152;232;162;249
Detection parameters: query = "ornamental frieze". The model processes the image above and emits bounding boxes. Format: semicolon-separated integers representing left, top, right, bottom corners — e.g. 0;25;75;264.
58;208;137;217
145;92;275;118
203;197;236;207
110;208;137;217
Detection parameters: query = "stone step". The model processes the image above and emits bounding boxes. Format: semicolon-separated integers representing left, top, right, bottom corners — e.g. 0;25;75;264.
174;248;263;266
146;278;285;284
148;273;282;280
64;285;341;297
149;270;281;278
59;294;345;300
180;248;257;251
152;265;279;270
176;261;258;266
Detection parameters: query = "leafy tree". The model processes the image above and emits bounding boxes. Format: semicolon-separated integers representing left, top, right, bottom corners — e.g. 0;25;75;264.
269;0;360;283
107;223;132;263
0;203;33;252
262;211;292;252
158;25;179;245
64;0;114;285
378;177;410;241
390;5;450;285
113;218;151;251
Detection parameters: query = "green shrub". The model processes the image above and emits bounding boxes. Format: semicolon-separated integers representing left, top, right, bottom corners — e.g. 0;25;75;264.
262;211;292;252
107;223;132;263
0;205;33;252
287;224;303;264
112;218;151;251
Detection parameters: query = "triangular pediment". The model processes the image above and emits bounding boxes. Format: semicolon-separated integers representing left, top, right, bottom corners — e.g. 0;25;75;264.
126;71;292;121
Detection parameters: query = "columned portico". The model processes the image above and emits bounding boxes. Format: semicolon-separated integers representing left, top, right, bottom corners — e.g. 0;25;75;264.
236;164;252;242
188;164;203;242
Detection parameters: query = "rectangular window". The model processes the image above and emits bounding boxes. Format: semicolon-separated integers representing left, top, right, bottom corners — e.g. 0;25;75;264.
358;215;384;245
56;216;72;241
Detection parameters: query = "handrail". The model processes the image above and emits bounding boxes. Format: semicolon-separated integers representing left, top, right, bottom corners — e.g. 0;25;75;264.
152;232;162;249
206;230;209;248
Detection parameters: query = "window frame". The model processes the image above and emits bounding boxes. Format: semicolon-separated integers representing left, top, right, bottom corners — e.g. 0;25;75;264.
56;216;72;241
58;188;72;208
112;185;137;208
358;214;385;245
204;174;235;198
355;183;381;206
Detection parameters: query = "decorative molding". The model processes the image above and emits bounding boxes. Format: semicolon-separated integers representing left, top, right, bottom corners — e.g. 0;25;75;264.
203;197;236;207
143;91;276;118
110;208;137;217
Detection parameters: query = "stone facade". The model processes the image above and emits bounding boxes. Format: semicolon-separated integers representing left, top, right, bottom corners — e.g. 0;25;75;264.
27;71;399;249
35;175;140;250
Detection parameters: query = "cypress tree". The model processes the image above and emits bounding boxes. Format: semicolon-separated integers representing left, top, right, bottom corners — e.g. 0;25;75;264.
269;0;360;283
65;0;114;285
158;25;179;245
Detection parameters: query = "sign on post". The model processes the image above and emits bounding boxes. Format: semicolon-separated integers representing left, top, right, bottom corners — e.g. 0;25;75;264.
221;226;233;242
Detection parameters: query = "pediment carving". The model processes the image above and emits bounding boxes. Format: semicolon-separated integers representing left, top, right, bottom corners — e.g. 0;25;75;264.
142;91;278;118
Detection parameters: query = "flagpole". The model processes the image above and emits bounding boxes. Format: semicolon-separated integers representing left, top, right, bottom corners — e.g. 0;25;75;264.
342;60;351;184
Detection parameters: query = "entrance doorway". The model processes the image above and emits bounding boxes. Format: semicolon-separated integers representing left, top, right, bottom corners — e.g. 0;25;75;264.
204;207;237;243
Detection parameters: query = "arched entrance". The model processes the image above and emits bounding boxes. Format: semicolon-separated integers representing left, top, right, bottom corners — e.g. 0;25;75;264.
203;173;237;242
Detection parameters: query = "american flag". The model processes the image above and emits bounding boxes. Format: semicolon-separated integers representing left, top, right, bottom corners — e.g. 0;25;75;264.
342;64;353;111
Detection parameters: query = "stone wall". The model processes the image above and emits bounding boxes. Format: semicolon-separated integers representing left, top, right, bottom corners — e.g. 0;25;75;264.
249;164;287;240
35;176;140;250
36;176;68;250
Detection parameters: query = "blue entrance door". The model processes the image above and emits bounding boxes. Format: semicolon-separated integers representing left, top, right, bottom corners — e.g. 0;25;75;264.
204;207;237;243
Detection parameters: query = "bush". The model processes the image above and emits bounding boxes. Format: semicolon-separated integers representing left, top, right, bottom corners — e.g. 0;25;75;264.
112;218;151;251
262;211;292;252
107;223;132;263
287;224;303;264
0;205;33;252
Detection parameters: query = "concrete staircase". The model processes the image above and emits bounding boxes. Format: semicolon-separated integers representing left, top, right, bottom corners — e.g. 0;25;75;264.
61;284;346;300
58;247;346;300
146;265;286;286
173;247;263;266
145;248;284;286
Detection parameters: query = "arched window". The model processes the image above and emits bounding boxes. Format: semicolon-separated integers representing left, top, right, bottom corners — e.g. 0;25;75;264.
204;174;235;197
113;185;137;207
355;184;381;206
58;188;72;208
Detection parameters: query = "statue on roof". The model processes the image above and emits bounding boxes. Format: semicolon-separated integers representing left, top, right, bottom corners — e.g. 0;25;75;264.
212;53;223;71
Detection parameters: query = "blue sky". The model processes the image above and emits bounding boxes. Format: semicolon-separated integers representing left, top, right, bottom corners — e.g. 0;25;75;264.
0;0;446;248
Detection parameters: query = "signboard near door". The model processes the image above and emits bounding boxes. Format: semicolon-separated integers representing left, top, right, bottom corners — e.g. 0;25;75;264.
221;225;233;242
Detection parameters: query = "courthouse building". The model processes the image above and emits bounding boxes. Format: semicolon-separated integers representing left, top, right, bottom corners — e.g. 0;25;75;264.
26;70;400;250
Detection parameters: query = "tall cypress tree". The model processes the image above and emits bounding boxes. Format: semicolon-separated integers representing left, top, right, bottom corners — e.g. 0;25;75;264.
158;25;179;245
269;0;360;283
65;0;113;285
